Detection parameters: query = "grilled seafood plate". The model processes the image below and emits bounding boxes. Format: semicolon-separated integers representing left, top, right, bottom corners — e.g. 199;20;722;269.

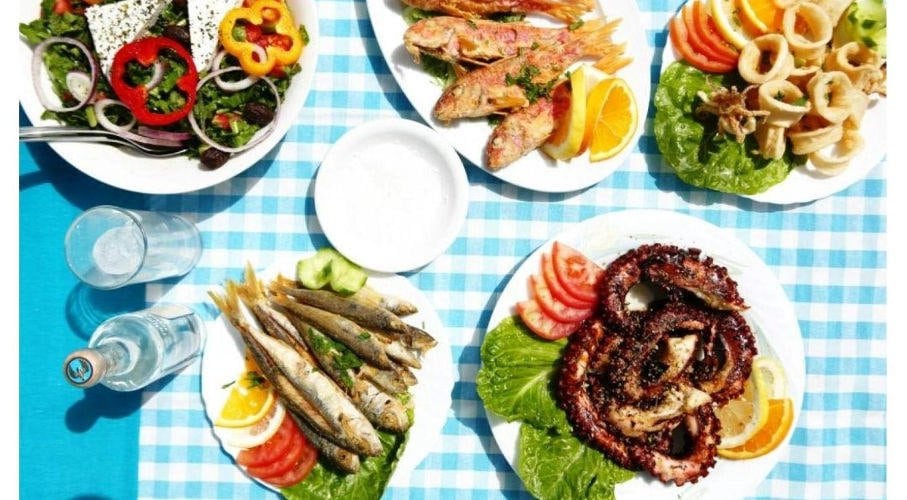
201;257;454;488
401;5;634;171
481;209;806;499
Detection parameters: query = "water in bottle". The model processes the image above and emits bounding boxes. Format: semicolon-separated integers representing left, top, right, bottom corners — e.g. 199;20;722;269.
63;304;206;391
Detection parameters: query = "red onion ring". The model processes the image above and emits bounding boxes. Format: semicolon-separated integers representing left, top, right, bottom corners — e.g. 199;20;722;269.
188;66;281;154
94;99;137;133
210;49;261;92
137;126;193;142
32;37;98;112
145;61;165;91
119;129;185;148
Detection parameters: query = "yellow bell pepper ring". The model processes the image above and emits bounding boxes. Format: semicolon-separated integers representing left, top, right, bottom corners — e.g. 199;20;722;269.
219;0;303;77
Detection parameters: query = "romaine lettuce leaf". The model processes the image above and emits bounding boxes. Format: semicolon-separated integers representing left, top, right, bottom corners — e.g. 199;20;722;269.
518;422;635;500
654;61;803;195
476;316;568;431
282;430;406;500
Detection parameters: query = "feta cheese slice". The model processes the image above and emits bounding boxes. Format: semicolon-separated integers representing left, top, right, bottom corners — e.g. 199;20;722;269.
85;0;171;76
189;0;241;71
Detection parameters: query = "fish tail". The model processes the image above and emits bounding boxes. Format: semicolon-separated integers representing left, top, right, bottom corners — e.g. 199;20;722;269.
569;18;633;73
534;0;594;22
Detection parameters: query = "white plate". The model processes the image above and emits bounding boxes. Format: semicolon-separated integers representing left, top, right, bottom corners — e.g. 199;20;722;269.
314;118;469;273
365;0;651;193
18;0;319;195
657;16;886;204
200;257;455;491
484;209;805;499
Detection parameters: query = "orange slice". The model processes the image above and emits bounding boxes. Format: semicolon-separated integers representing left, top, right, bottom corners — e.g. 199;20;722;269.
738;0;784;34
718;398;794;459
583;77;637;162
215;357;275;428
216;400;287;449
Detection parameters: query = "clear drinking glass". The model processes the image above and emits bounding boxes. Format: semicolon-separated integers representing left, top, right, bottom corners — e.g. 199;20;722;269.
65;205;202;289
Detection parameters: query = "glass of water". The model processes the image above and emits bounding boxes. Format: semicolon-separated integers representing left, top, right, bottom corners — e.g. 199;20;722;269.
64;205;202;289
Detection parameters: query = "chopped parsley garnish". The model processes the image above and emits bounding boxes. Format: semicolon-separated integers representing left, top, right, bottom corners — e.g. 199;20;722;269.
568;19;585;31
505;64;557;103
222;380;236;389
245;371;266;388
490;13;526;22
358;331;372;340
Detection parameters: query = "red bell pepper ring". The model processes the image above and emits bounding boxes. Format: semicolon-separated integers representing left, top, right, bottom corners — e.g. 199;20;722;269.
109;37;199;127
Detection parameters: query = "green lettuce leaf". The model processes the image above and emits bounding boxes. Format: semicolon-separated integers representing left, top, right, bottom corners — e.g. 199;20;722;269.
282;430;406;500
654;61;804;195
476;316;568;431
518;422;635;500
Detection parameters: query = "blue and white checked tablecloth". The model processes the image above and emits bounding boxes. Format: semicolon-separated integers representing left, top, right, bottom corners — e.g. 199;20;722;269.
133;0;886;498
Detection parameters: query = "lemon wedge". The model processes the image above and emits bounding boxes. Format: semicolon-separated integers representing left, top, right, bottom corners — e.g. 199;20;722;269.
541;66;588;160
216;400;286;449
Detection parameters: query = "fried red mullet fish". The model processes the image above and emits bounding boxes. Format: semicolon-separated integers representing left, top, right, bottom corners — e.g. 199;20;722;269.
557;244;757;486
401;0;594;23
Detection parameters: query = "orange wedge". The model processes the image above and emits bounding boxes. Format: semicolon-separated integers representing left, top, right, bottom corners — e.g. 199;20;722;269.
583;77;637;162
718;397;795;459
215;357;275;428
738;0;784;34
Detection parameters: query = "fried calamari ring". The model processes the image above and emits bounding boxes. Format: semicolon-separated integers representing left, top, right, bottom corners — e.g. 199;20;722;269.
825;42;886;95
782;2;832;62
788;116;844;155
737;34;794;84
807;71;856;124
755;80;811;159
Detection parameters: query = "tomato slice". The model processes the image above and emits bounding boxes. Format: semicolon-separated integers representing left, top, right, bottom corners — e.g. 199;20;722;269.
541;252;595;309
237;414;298;468
517;299;581;340
692;0;740;62
246;428;306;479
261;437;319;487
669;15;736;74
551;242;605;304
530;275;594;323
681;4;737;65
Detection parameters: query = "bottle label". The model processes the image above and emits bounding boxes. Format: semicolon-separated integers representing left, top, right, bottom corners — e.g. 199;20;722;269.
65;357;93;385
150;304;194;321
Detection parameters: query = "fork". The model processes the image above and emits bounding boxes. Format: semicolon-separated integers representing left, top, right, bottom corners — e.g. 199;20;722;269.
19;126;189;157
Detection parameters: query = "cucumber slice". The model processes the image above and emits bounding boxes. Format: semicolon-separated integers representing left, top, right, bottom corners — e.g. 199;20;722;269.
296;248;367;294
330;264;368;296
297;249;335;289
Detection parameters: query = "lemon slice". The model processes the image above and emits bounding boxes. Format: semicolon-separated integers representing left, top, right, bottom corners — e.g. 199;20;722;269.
716;372;769;449
709;0;755;49
751;355;788;399
541;66;588;160
216;400;286;449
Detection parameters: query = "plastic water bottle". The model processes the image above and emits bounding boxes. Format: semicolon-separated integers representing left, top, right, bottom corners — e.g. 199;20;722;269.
63;304;206;391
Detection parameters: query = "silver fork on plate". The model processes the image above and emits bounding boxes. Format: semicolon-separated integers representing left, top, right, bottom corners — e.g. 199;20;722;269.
19;126;189;157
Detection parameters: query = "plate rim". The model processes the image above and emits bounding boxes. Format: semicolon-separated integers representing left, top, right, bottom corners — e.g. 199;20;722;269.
199;256;456;491
482;208;806;499
363;0;653;193
18;0;320;195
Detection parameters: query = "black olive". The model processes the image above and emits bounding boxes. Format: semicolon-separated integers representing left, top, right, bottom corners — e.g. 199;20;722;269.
200;148;230;169
163;25;191;49
242;102;275;127
171;0;188;10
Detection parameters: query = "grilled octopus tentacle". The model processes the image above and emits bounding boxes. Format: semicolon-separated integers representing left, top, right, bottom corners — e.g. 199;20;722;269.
558;244;757;486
